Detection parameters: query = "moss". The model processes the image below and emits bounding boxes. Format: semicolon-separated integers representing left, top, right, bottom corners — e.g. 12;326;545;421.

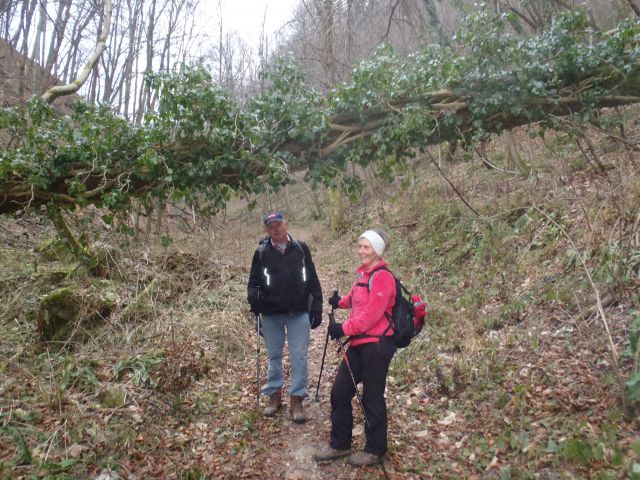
37;287;80;342
32;261;80;283
36;282;120;345
35;238;70;261
98;385;126;408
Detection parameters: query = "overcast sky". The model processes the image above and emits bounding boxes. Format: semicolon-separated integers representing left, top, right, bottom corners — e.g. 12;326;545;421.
196;0;301;50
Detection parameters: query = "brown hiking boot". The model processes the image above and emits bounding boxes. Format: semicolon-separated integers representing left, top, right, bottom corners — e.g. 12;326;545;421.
263;390;281;417
289;395;307;423
312;445;350;463
347;451;383;467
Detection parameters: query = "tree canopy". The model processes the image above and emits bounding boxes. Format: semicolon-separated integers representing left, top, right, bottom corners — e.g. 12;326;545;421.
1;11;639;217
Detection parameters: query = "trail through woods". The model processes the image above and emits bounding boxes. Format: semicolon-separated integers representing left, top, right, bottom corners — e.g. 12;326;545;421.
196;237;394;479
2;189;639;479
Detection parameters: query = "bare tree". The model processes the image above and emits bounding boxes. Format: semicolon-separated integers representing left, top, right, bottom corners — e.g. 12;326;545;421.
317;0;337;86
0;0;11;15
59;2;97;84
134;0;156;124
43;0;72;77
29;0;46;93
2;0;206;121
41;0;113;104
122;0;144;116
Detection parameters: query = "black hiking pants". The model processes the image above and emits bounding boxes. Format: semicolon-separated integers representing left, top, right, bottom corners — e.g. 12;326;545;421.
329;337;396;456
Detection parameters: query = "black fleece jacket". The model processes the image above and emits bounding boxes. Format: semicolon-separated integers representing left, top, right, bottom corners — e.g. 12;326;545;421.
247;236;323;316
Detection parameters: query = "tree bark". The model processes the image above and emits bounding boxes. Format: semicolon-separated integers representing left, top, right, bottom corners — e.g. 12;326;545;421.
626;0;640;16
503;129;526;171
30;0;47;94
317;0;337;87
135;0;156;124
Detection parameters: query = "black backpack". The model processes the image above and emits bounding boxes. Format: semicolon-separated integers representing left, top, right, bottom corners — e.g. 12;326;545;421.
360;266;424;348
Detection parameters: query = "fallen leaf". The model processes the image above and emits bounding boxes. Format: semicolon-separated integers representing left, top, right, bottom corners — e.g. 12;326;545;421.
68;443;88;458
438;411;457;425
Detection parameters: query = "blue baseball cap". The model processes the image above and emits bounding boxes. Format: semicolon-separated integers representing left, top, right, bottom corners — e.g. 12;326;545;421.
263;211;285;225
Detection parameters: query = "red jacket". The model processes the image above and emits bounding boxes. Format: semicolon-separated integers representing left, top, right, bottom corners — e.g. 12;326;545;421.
339;259;396;347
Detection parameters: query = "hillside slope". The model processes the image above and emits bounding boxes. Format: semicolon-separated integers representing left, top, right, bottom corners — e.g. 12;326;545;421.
1;109;639;479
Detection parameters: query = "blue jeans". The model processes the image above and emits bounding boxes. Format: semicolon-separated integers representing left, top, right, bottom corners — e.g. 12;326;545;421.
261;312;310;397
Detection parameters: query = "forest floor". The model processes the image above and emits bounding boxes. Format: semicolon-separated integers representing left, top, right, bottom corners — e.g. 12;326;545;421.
2;123;640;479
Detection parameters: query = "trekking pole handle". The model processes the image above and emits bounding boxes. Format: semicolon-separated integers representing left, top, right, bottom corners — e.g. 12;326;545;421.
329;288;339;324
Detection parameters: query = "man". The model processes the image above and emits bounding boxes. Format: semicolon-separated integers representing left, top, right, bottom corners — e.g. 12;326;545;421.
247;211;323;423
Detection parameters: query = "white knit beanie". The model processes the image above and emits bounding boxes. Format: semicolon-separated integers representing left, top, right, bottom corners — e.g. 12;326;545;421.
359;230;386;256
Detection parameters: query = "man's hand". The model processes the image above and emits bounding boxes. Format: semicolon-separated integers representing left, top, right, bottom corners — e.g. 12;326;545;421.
328;321;344;340
250;302;261;315
310;311;323;330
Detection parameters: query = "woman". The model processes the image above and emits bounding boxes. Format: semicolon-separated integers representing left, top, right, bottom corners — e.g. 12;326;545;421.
313;229;397;467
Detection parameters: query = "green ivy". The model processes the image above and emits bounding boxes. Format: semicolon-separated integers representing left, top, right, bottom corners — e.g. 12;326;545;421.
1;12;639;218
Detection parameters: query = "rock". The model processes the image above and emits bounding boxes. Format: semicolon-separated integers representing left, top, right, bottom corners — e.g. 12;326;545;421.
98;385;126;408
35;238;69;261
36;281;120;345
94;468;120;480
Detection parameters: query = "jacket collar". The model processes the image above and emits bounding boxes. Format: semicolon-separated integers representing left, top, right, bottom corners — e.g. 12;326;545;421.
356;259;387;275
270;234;292;252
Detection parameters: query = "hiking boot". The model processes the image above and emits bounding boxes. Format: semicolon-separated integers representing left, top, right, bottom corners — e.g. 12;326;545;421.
347;451;383;467
263;390;281;417
312;445;350;463
289;395;307;423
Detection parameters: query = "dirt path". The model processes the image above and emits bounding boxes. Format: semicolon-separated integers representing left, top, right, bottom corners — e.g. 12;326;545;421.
231;231;392;479
246;324;390;480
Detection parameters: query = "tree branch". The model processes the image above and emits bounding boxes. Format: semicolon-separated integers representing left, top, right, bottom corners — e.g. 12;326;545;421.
40;0;113;104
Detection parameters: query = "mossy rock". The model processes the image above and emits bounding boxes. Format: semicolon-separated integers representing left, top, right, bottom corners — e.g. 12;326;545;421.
98;385;126;408
32;261;80;284
35;238;70;261
36;282;120;345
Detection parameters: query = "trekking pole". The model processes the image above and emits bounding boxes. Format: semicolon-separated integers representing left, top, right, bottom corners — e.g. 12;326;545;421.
255;312;261;410
315;289;338;401
329;304;370;428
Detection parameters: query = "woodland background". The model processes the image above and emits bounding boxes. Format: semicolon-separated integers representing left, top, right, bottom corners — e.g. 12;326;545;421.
1;0;640;479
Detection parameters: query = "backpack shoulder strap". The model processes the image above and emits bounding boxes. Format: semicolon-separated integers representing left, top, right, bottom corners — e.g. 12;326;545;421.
367;265;393;291
257;237;270;264
292;239;305;255
291;239;306;267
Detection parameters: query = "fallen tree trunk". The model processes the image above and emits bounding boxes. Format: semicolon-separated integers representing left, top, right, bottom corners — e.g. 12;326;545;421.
1;12;639;217
3;85;638;216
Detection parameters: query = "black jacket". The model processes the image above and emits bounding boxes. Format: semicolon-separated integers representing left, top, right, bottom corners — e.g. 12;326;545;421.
247;236;323;316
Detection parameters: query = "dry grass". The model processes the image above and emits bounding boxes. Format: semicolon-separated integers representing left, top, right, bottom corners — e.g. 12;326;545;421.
1;108;640;477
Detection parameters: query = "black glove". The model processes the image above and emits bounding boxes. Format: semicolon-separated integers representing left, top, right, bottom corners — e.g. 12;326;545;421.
250;303;261;315
310;311;323;330
328;295;341;309
328;321;344;340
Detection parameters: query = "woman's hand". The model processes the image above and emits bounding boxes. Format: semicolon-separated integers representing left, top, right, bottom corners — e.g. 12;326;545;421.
328;321;344;340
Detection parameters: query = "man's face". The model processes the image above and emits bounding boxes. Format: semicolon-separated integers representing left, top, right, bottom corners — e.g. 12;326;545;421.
266;220;288;243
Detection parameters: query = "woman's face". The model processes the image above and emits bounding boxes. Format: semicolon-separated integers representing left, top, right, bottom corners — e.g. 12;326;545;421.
358;238;380;269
